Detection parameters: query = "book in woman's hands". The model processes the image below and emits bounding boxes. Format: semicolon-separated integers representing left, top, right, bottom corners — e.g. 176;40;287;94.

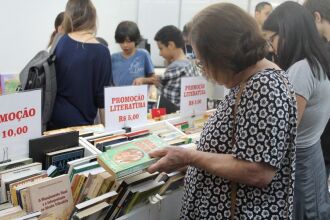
97;135;168;179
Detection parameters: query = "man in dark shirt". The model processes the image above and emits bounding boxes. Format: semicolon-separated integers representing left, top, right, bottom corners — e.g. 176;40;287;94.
304;0;330;179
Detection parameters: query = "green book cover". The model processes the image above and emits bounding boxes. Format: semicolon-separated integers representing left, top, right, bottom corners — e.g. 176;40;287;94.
0;73;20;95
98;135;168;178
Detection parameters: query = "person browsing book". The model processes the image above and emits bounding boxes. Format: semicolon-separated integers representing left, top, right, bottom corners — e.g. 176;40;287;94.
154;25;200;107
148;3;297;219
263;2;330;219
111;21;156;86
48;0;113;130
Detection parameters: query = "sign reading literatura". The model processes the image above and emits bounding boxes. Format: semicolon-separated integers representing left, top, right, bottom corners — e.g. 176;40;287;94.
105;85;148;131
180;76;207;117
0;90;42;160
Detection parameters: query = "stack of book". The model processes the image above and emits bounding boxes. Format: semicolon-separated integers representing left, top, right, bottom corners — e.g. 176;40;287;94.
0;174;74;220
0;159;42;203
82;121;189;153
29;131;84;174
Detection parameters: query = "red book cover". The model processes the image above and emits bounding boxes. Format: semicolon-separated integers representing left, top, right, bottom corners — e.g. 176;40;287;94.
151;108;166;118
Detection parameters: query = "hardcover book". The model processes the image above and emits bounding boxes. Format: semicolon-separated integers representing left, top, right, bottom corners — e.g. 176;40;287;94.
97;135;168;179
45;146;85;174
29;131;79;169
67;155;97;180
94;135;128;151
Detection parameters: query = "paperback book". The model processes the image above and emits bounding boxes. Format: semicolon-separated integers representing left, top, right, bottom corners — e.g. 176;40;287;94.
98;135;168;179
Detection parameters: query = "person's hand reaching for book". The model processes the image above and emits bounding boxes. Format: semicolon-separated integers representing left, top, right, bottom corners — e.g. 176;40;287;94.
147;147;192;173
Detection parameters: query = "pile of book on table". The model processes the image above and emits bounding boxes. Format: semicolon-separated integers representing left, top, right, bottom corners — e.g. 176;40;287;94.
83;121;192;152
0;130;191;219
0;157;73;219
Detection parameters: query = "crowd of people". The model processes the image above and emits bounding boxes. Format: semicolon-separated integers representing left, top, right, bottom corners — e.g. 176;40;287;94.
47;0;330;219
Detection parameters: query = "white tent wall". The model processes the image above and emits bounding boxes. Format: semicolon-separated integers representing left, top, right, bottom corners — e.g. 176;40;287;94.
0;0;303;72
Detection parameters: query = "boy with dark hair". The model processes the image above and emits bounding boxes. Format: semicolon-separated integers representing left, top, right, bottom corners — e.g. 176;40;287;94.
304;0;330;180
154;25;199;107
255;2;273;29
112;21;156;86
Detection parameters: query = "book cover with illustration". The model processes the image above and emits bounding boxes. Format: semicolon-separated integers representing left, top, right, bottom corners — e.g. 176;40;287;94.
0;73;20;95
98;135;168;178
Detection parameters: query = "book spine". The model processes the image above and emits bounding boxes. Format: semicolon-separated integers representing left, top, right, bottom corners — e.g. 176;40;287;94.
97;158;116;178
117;159;156;178
73;176;86;204
70;162;99;181
98;177;113;196
123;193;139;214
87;176;104;199
10;186;18;206
76;174;95;204
71;174;80;194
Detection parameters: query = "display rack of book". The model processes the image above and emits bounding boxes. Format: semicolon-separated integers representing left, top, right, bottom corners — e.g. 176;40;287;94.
80;120;188;154
0;112;209;219
167;109;216;143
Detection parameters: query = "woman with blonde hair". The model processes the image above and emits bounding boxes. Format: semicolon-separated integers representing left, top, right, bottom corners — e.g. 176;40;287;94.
48;0;113;130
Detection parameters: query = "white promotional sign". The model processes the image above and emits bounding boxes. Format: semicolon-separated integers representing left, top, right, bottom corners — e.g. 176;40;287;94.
105;85;148;131
180;76;207;117
0;90;42;160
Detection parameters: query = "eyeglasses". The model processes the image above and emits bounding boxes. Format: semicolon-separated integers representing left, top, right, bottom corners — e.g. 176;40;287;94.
267;33;278;45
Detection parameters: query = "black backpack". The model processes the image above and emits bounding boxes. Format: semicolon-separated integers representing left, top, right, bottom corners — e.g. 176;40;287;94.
18;34;62;131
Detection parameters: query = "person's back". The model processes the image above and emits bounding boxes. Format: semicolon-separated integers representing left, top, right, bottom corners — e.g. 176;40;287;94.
51;35;111;128
154;25;199;107
304;0;330;179
49;0;112;129
263;2;330;219
287;59;330;147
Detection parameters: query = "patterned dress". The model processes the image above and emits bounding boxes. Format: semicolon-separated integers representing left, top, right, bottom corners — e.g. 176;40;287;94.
181;69;297;220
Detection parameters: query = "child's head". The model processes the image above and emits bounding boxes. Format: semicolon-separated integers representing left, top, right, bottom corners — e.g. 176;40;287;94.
48;12;64;48
115;21;141;55
154;25;185;62
54;12;65;33
63;0;97;34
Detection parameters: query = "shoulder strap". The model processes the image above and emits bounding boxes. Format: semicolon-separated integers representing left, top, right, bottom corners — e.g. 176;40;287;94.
49;33;63;55
230;82;247;220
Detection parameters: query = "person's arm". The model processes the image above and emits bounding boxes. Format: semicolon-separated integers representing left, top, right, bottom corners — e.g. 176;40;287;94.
287;60;314;126
132;74;158;85
296;94;307;126
148;147;276;188
132;50;156;85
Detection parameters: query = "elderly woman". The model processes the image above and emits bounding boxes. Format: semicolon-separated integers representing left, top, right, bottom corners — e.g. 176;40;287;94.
148;3;297;220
